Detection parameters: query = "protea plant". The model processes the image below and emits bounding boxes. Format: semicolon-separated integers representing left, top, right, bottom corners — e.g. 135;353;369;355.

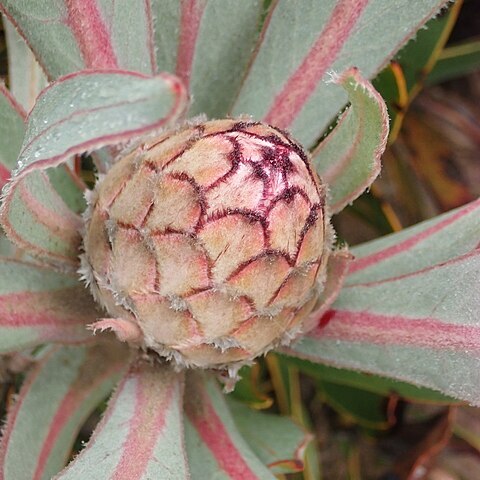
0;1;478;479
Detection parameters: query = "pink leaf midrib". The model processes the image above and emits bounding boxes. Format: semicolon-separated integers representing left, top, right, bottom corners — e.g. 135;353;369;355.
112;373;177;479
143;0;157;73
65;0;118;69
175;0;207;89
313;309;480;352
263;0;369;129
0;289;96;328
186;382;260;480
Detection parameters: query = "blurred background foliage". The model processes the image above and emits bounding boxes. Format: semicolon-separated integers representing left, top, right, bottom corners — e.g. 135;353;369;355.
0;0;479;478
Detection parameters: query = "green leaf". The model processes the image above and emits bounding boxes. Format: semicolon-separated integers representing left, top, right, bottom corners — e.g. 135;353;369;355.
0;234;15;257
185;371;275;479
230;364;273;410
57;362;189;479
0;257;99;353
2;170;83;266
0;343;128;480
311;68;388;214
264;355;321;480
283;357;456;404
152;0;263;119
231;0;449;149
228;399;311;475
3;16;47;111
0;84;25;187
316;380;392;430
427;39;480;85
0;70;186;265
151;0;179;74
385;2;460;92
46;166;86;214
0;0;157;78
284;200;480;405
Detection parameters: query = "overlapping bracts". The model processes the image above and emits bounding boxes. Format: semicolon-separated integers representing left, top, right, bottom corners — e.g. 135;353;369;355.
83;120;331;368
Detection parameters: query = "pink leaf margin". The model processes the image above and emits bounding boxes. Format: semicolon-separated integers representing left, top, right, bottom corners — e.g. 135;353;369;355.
266;433;311;474
0;164;10;189
175;0;207;90
313;67;389;214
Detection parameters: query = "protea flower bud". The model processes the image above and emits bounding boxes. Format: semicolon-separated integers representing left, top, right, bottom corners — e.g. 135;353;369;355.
82;119;331;369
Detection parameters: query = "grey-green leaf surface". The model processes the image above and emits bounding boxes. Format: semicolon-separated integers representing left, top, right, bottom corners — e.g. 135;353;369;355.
0;84;25;187
0;0;156;79
285;199;480;405
346;198;480;285
311;68;388;214
0;344;128;480
228;399;311;475
3;16;47;111
2;170;83;266
0;70;186;265
185;371;276;479
152;0;263;118
47;166;86;214
3;18;84;212
0;257;99;353
0;234;15;256
56;362;189;480
12;70;186;177
231;0;449;149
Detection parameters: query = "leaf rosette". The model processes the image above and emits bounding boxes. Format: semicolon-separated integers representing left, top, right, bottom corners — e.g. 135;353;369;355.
0;1;477;479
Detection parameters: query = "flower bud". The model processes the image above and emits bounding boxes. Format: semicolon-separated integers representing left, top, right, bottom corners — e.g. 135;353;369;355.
82;120;330;368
